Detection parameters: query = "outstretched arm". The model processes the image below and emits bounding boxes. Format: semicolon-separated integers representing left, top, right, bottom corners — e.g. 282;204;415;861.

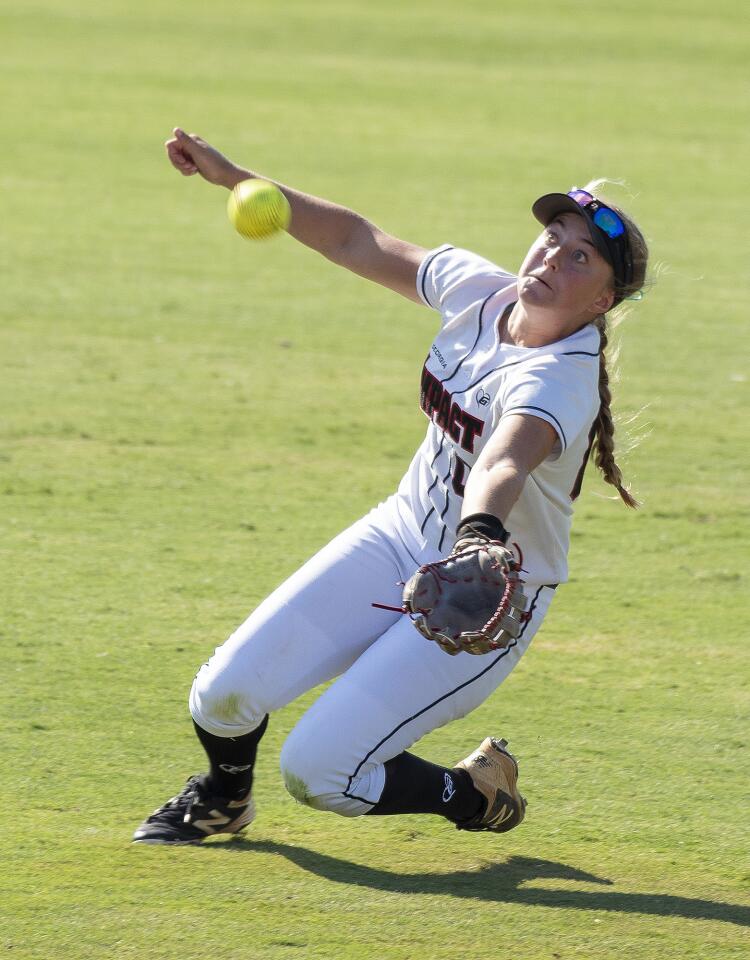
165;128;426;303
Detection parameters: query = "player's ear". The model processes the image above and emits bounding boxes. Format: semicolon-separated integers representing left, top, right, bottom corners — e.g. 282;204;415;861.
591;285;615;315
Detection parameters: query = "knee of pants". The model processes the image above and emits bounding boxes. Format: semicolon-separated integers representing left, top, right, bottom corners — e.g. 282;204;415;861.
189;661;267;738
279;722;377;818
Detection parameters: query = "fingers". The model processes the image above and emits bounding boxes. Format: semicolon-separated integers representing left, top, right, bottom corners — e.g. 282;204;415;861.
164;126;235;187
165;140;197;175
165;127;201;175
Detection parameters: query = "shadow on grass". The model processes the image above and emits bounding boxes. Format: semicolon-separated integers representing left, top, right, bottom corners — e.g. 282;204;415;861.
207;839;749;927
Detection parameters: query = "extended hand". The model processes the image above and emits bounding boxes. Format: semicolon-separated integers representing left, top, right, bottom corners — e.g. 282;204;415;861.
165;128;244;188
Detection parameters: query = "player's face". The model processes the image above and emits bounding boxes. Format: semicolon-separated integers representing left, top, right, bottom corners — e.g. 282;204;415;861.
517;213;615;319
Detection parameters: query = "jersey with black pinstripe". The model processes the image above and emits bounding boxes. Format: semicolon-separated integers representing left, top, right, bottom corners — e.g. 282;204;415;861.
391;245;601;586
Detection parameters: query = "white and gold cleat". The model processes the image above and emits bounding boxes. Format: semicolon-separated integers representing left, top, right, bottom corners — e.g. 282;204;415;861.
453;737;526;833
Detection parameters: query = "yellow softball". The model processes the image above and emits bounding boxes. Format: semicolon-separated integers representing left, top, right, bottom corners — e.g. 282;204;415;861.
227;179;291;240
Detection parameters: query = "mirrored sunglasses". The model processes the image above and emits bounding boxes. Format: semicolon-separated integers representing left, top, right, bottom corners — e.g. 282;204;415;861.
567;189;626;240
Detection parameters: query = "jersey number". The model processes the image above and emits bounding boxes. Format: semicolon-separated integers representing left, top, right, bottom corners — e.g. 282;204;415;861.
452;454;469;497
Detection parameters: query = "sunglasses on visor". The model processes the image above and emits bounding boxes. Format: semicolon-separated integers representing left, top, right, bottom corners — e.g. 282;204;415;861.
567;189;626;240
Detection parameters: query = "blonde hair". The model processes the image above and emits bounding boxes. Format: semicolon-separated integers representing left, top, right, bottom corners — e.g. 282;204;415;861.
582;180;649;508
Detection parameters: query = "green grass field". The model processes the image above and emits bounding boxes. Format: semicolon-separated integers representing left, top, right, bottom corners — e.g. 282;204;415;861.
2;1;748;957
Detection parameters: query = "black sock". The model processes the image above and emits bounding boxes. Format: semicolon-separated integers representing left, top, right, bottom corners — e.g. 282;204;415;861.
192;715;269;800
367;751;484;823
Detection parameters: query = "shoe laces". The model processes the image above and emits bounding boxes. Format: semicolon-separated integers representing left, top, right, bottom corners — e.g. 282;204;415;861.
147;775;204;823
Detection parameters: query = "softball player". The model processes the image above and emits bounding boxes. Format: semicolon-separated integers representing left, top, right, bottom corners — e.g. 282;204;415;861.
133;129;648;843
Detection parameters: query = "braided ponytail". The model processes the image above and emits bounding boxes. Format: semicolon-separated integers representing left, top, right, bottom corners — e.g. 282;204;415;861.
580;181;649;509
592;317;638;508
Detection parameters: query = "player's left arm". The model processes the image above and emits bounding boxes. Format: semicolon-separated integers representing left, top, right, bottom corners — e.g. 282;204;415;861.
460;414;558;525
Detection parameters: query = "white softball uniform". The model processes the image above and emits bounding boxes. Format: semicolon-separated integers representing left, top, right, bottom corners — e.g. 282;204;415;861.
190;245;601;816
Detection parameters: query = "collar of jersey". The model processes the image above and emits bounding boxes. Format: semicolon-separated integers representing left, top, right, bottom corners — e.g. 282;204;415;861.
494;297;602;357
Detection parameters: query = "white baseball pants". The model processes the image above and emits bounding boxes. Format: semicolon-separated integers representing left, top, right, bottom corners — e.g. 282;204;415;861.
189;498;554;816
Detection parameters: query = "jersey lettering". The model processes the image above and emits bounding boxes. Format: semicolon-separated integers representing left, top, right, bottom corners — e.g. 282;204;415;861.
437;392;451;431
452;454;469;496
458;410;484;453
447;402;462;443
420;365;442;418
420;364;485;454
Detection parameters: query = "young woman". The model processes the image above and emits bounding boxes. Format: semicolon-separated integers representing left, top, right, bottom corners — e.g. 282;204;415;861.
133;129;648;844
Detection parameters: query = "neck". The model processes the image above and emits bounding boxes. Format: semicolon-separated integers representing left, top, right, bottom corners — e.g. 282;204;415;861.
501;301;592;347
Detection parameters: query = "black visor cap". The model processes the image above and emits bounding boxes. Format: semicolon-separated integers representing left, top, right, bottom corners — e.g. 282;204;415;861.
531;192;632;295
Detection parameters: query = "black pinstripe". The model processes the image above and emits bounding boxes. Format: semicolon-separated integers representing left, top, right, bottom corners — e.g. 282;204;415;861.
419;246;454;307
452;341;600;400
436;454;455;551
419;432;447;534
439;290;498;387
563;326;603;358
419;505;435;536
502;404;568;449
342;585;549;804
437;523;448;553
